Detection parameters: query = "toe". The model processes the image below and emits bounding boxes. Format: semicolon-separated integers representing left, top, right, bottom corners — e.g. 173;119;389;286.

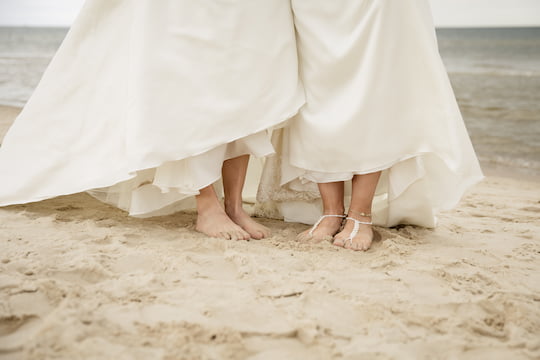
251;231;263;240
296;231;308;242
333;238;345;248
241;230;251;241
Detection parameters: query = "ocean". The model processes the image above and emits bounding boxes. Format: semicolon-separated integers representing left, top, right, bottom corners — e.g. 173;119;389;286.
0;27;539;179
437;28;540;179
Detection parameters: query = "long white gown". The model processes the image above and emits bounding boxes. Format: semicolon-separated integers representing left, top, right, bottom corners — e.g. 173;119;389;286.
257;0;484;228
0;0;304;216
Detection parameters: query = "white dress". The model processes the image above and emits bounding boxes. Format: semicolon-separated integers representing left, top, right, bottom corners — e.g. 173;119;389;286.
257;0;484;228
0;0;304;216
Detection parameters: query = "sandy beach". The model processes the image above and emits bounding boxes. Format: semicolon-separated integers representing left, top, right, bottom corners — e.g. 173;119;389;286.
0;105;539;359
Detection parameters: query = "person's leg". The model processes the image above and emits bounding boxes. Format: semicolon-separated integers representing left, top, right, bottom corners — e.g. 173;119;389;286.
222;155;270;239
297;181;345;242
195;184;250;240
334;171;381;251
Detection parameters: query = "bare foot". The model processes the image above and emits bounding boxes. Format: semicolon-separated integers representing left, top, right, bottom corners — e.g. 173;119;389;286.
196;207;250;240
226;207;270;240
333;218;373;251
297;215;344;243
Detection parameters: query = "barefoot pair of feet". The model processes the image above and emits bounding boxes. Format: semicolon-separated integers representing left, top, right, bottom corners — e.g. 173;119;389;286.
297;210;374;251
297;172;382;252
195;184;270;240
195;155;270;241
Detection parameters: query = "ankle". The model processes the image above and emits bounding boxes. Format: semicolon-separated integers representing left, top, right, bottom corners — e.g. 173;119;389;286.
347;209;372;219
196;197;224;217
323;208;345;216
224;201;244;216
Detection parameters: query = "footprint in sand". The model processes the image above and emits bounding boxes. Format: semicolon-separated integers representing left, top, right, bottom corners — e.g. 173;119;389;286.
437;263;500;296
511;243;540;262
0;281;65;355
0;315;41;353
48;261;111;285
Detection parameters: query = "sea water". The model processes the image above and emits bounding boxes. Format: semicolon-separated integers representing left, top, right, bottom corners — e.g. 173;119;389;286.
438;28;540;179
0;27;539;178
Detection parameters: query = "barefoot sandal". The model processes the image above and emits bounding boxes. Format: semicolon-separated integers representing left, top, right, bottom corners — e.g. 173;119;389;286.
308;214;346;237
341;213;372;249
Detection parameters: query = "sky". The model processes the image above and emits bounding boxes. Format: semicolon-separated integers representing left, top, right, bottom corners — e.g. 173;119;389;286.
0;0;539;28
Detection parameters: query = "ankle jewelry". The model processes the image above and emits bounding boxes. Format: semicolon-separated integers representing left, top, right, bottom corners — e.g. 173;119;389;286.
347;209;372;218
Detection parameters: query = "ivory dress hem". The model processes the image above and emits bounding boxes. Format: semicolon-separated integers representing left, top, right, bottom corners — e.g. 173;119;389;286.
0;102;302;217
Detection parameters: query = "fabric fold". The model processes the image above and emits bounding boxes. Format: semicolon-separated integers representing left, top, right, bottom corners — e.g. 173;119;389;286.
256;0;483;228
89;130;275;217
0;0;305;215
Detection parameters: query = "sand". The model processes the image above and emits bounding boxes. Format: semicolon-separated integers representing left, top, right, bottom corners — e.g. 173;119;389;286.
0;105;539;359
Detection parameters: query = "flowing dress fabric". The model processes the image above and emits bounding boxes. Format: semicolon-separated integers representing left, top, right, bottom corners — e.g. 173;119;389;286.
257;0;483;227
0;0;304;216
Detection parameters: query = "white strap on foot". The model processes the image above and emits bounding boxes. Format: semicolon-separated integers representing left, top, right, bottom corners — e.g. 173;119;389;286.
309;215;345;237
343;217;372;246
